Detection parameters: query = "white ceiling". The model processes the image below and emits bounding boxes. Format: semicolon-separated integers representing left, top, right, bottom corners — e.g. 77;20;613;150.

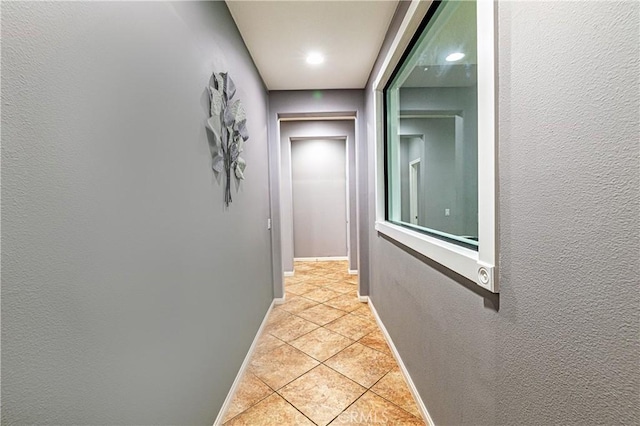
225;0;399;91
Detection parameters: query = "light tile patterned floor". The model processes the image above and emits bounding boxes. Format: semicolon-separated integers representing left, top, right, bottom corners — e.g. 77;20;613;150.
223;260;425;425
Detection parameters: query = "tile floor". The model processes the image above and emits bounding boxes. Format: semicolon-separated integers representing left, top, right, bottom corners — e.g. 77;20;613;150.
222;260;425;425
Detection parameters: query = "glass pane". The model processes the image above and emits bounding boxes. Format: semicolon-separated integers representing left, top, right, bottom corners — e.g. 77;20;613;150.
385;0;478;249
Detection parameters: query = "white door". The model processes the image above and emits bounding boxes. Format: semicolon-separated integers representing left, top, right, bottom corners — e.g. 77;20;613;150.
291;139;347;258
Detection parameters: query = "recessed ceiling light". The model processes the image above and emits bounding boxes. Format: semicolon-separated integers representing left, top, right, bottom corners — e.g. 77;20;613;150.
445;52;465;62
424;67;429;71
306;52;324;65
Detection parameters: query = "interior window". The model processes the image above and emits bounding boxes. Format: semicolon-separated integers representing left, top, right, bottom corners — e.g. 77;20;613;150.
385;0;479;250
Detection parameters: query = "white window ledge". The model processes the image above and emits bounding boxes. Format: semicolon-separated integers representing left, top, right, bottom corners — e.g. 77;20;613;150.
376;221;495;292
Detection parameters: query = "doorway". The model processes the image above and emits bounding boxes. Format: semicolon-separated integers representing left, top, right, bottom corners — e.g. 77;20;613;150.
291;138;347;259
409;158;420;225
278;119;357;278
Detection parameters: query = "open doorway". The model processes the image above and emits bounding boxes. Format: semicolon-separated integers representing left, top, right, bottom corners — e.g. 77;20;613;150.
278;119;358;280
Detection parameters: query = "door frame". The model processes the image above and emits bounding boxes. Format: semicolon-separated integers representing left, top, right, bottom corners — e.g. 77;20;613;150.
409;158;421;225
276;116;359;285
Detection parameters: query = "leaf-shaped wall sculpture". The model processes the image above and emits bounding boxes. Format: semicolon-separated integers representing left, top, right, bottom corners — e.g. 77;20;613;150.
223;74;236;101
236;120;249;142
235;157;246;180
210;89;223;117
207;71;249;206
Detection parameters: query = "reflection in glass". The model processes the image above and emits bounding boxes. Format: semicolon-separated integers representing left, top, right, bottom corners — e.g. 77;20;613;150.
385;0;478;249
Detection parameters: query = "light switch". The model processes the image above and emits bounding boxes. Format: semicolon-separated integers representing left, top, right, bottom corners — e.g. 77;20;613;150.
445;208;450;216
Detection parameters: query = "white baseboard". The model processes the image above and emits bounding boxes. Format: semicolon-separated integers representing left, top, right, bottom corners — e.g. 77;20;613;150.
274;296;286;305
284;271;295;277
213;300;275;426
357;293;369;303
348;269;358;275
294;256;348;262
368;300;435;426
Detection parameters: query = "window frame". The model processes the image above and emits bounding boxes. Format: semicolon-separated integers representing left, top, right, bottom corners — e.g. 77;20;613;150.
373;0;498;292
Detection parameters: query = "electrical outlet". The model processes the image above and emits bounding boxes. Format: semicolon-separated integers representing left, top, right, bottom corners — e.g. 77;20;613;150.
445;208;450;216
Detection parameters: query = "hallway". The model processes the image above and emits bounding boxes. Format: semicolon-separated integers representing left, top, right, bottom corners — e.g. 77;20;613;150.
222;261;425;425
2;1;638;424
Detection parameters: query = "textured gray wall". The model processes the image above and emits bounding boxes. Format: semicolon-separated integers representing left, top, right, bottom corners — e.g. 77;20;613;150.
1;2;272;424
291;139;348;258
279;120;356;273
366;1;639;425
268;90;366;298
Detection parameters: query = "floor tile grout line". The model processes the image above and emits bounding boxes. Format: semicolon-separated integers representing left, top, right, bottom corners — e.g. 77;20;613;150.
271;322;321;343
259;342;323;390
220;388;276;425
267;366;316;395
274;389;320;426
282;304;348;324
277;363;366;426
262;332;295;351
368;387;425;421
250;340;320;390
285;289;321;297
318;324;360;343
320;298;364;312
285;287;356;296
274;362;361;425
355;340;393;355
324;351;394;391
324;390;367;426
278;296;320;315
318;359;371;390
324;389;366;426
321;340;361;364
320;315;379;341
293;303;351;316
282;339;327;364
323;366;423;425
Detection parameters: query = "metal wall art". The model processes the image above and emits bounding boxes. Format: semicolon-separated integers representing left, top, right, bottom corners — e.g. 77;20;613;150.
206;72;249;206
